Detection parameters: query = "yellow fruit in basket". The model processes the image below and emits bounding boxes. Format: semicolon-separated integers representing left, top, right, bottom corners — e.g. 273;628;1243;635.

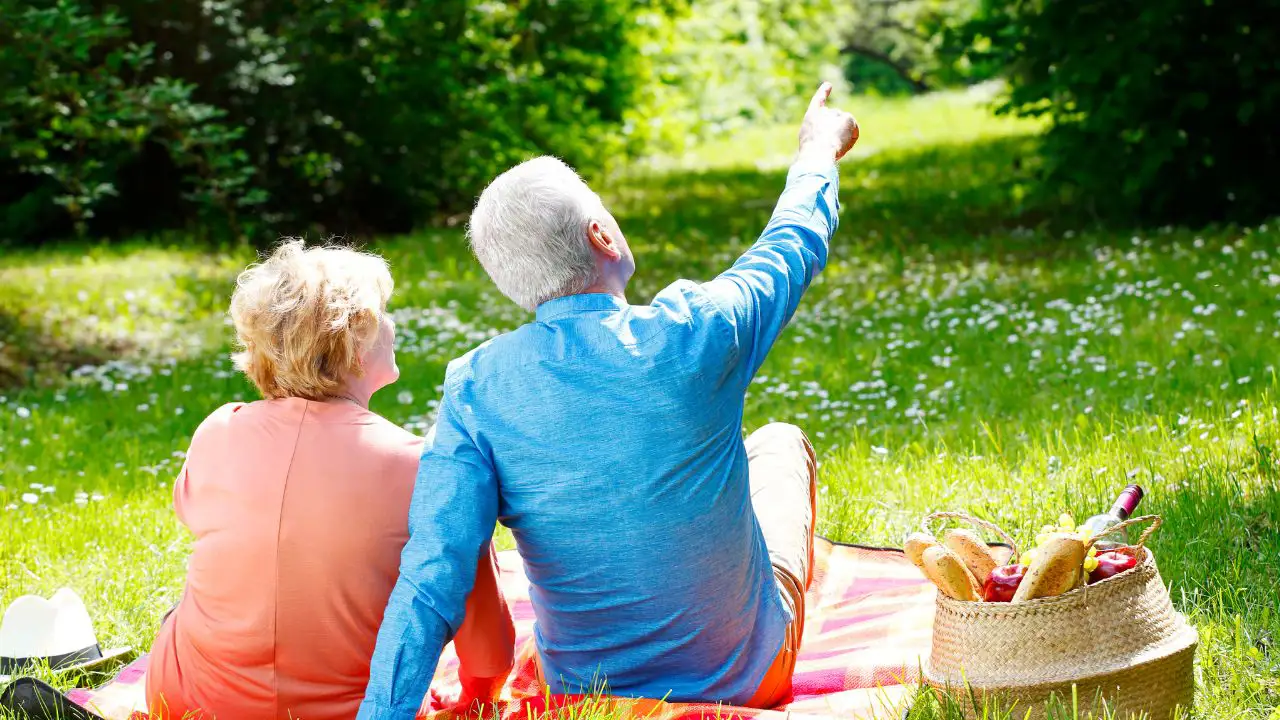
904;532;938;569
921;545;982;601
1083;555;1100;573
942;529;1000;585
1011;532;1088;602
1057;513;1076;531
1019;549;1037;566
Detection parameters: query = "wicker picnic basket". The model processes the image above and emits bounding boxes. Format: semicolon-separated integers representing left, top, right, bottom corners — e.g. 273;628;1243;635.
921;513;1198;720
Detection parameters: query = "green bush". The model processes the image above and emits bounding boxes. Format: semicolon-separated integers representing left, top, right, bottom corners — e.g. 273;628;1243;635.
1;0;857;245
2;0;671;244
841;0;986;95
0;0;258;242
961;0;1280;224
647;0;852;136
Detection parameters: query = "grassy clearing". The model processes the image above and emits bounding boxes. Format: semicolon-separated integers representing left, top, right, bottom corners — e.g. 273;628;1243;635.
0;245;243;388
2;88;1279;718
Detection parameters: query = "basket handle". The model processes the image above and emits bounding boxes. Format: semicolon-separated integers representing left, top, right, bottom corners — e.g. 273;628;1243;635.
1084;514;1163;554
923;511;1020;561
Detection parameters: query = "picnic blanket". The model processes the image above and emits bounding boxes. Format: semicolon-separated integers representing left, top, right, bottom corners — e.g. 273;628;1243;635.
67;539;936;720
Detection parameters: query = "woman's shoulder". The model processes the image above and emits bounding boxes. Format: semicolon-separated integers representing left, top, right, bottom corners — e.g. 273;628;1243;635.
188;399;304;445
343;411;426;487
190;401;250;436
357;410;425;455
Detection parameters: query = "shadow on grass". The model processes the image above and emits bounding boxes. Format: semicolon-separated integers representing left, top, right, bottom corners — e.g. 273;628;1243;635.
0;310;120;389
0;247;242;390
0;129;1212;389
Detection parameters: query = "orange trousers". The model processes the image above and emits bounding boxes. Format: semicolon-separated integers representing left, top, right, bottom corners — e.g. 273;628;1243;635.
742;422;818;708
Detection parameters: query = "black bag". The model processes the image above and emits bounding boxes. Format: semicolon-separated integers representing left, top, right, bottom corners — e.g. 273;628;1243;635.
0;677;103;720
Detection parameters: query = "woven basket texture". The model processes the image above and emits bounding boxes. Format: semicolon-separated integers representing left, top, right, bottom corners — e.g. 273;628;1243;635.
925;548;1197;720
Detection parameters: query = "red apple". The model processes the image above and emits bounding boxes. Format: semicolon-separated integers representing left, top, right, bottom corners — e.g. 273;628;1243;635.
1088;551;1138;584
982;564;1027;602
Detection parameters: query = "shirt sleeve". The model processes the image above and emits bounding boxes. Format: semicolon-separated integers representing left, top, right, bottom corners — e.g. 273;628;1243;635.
358;382;500;720
700;158;840;388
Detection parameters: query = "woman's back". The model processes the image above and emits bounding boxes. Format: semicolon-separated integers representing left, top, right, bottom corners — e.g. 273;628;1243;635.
147;398;423;719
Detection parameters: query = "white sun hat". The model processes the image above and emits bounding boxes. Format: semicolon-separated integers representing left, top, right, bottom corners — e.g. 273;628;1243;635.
0;588;132;683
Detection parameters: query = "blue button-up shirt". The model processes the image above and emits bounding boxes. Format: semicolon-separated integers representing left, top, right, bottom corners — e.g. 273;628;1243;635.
359;159;840;720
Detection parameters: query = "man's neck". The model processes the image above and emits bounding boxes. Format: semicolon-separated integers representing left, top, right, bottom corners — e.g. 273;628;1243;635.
579;279;628;302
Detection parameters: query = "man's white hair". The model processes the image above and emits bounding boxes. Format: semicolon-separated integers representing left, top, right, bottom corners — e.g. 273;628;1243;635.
468;156;606;311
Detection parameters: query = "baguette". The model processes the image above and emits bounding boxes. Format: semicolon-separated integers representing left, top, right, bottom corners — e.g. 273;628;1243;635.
922;545;982;600
1011;533;1087;602
904;532;938;569
942;529;1000;585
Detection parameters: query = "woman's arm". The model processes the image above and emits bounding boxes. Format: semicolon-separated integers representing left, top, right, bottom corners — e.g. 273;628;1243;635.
454;542;516;705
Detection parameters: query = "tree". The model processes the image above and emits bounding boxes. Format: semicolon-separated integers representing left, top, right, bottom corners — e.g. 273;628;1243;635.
1;0;857;245
0;0;256;241
840;0;985;94
959;0;1280;223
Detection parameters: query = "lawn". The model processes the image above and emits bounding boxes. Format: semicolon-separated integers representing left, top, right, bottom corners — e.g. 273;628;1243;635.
2;87;1279;719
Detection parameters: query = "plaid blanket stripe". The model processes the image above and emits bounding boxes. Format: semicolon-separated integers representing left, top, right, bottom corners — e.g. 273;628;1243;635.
67;540;935;720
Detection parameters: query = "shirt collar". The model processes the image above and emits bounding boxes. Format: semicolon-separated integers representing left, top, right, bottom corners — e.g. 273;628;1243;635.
535;293;629;323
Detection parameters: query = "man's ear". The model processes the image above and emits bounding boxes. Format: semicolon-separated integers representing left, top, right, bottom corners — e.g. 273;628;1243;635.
587;220;622;261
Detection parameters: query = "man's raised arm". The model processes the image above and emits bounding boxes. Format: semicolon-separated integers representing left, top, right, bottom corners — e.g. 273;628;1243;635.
358;379;500;720
703;82;859;384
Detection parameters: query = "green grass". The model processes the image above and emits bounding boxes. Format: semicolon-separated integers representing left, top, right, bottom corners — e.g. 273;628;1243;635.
3;88;1279;719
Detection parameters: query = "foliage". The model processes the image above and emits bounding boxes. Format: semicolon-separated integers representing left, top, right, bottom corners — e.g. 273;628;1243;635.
959;0;1280;224
3;93;1279;719
840;0;985;95
0;0;855;245
0;0;259;241
1;0;673;244
643;0;853;138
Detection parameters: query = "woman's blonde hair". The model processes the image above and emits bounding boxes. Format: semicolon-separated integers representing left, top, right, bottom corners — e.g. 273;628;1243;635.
230;239;393;400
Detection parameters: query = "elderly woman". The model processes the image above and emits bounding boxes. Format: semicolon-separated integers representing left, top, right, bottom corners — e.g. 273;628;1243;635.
147;240;514;720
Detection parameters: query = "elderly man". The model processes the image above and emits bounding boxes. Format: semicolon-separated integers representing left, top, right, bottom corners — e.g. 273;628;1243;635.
358;82;859;720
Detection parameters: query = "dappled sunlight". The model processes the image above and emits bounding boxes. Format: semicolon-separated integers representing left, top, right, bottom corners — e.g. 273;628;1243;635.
0;246;247;387
1;92;1278;716
641;85;1040;175
613;136;1051;290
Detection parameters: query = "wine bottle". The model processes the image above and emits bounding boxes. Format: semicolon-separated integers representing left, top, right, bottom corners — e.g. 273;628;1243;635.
1081;484;1144;550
